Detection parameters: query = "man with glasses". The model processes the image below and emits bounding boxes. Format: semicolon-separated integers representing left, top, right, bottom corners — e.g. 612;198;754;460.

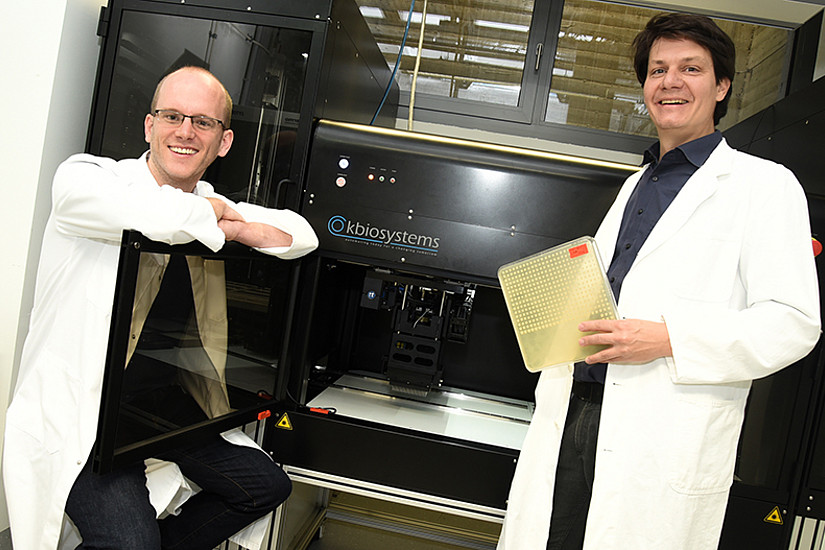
3;66;318;549
498;13;820;550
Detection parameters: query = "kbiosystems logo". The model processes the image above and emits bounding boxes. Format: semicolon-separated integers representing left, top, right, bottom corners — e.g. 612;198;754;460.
327;215;440;254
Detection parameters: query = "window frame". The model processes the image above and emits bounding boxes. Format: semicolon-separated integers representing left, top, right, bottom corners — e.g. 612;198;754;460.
374;0;815;155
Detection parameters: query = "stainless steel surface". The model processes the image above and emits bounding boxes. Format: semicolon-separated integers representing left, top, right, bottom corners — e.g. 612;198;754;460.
284;466;508;522
306;374;533;450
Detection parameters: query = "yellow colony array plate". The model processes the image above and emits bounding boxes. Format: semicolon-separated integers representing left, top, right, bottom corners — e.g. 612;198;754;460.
497;236;618;372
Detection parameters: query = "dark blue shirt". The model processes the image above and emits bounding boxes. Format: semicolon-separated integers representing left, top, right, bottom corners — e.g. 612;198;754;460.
575;131;723;383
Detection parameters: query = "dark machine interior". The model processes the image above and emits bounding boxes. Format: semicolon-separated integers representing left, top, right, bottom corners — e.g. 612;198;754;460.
303;261;528;401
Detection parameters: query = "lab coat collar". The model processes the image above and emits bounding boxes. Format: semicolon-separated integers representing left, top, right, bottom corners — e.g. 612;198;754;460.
632;139;733;264
595;138;733;272
642;131;723;167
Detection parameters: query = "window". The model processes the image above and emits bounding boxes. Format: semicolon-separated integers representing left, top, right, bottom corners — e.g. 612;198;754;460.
359;0;537;106
354;0;795;148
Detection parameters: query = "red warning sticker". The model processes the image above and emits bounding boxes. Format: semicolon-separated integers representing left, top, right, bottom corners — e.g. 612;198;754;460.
569;243;589;258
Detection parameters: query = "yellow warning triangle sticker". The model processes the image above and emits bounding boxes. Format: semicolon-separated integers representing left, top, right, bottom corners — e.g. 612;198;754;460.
763;506;783;525
276;413;293;430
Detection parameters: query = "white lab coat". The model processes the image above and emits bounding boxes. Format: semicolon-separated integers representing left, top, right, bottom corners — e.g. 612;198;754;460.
3;153;319;550
498;139;821;549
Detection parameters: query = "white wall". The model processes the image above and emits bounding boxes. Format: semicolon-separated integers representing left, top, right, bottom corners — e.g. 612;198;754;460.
0;0;105;533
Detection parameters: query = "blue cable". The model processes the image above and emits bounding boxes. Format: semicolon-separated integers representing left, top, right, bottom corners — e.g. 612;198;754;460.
370;0;416;125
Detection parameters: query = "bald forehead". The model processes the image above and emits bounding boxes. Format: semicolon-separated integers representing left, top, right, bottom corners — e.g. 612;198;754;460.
156;69;220;104
162;67;217;88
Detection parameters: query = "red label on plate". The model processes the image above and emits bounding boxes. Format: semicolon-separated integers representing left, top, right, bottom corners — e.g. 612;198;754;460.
569;243;589;258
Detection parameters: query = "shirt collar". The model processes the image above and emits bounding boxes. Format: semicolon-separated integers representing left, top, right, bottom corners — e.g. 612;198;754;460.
643;131;722;168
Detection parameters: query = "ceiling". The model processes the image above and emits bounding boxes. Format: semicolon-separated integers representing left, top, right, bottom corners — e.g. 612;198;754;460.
633;0;822;26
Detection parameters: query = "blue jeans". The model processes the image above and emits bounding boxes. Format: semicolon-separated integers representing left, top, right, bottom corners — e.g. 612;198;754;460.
546;394;602;550
66;435;291;549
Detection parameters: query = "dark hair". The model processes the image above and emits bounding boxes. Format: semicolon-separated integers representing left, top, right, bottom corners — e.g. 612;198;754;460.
632;13;735;125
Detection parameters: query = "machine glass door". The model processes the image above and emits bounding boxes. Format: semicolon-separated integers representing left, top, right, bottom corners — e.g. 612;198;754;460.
733;350;819;496
92;4;317;209
92;230;297;473
797;343;825;517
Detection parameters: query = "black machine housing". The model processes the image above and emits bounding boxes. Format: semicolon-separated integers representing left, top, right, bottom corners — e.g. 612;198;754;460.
266;120;634;509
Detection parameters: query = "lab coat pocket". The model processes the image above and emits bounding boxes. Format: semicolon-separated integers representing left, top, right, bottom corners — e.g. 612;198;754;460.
667;397;740;495
12;351;81;454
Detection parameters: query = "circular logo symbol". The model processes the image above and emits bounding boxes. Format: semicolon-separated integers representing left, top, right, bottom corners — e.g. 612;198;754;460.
328;215;347;235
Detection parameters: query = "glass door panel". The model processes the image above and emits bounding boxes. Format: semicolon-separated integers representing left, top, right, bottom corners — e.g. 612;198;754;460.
99;9;314;207
94;232;296;473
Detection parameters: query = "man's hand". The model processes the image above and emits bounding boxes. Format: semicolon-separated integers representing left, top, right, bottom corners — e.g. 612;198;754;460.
578;319;672;364
206;197;294;248
207;197;294;248
207;197;244;223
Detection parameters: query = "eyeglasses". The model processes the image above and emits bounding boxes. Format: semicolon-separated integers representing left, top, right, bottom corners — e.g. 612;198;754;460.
152;109;227;132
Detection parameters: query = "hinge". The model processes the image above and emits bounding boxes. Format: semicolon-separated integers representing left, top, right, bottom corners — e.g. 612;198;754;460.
96;6;109;38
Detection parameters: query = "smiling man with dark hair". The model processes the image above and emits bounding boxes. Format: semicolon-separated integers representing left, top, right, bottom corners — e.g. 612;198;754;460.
498;13;820;550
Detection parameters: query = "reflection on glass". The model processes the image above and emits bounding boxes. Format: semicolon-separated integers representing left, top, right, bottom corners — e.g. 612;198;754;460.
546;0;792;137
355;0;535;106
733;365;802;491
115;254;289;449
101;10;313;207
